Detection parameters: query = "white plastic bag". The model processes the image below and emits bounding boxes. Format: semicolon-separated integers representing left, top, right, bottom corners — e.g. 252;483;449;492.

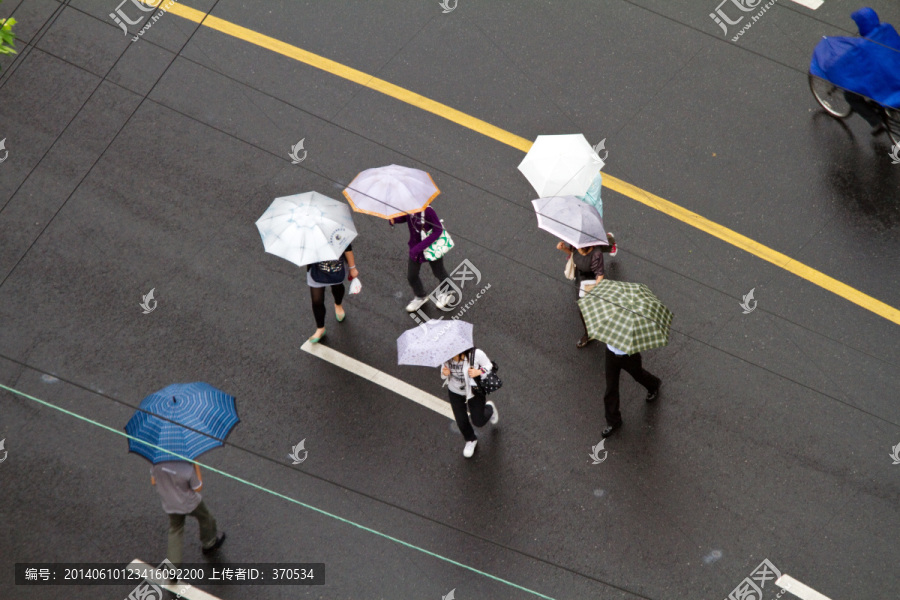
349;278;362;295
564;255;576;280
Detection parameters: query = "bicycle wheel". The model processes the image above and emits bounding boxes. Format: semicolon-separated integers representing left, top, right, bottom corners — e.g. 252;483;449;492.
884;107;900;146
809;73;852;118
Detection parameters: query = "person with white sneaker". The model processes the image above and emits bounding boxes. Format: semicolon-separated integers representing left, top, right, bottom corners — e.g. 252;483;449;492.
440;348;499;458
390;207;455;312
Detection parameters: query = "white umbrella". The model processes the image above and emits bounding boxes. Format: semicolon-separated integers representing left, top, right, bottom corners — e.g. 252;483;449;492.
517;134;605;198
397;319;474;368
343;164;440;220
255;192;357;267
532;196;608;248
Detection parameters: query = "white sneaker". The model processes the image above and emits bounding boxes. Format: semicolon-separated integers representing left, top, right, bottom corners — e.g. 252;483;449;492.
405;296;427;312
463;440;477;458
435;293;454;309
606;232;618;257
486;401;499;425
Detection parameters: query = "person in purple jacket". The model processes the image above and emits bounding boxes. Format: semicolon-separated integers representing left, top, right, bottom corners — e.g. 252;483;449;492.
390;206;454;312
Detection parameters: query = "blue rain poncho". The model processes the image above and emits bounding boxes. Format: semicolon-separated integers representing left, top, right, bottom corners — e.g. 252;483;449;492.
809;8;900;108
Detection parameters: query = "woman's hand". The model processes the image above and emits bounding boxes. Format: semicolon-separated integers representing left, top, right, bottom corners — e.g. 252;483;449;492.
468;367;483;377
556;241;570;253
595;275;605;283
442;366;450;376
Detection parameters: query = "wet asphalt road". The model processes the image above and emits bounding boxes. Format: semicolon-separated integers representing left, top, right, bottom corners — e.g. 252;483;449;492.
1;0;899;599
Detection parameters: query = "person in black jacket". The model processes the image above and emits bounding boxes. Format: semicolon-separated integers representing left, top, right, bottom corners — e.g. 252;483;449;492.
557;234;617;348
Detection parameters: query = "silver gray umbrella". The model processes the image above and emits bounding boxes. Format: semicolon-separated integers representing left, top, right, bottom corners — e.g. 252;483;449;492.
397;319;474;368
532;195;608;248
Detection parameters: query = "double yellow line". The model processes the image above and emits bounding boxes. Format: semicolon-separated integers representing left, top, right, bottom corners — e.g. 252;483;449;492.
158;2;900;326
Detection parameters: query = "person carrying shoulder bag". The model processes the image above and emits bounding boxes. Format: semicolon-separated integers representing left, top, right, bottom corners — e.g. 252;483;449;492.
440;347;499;458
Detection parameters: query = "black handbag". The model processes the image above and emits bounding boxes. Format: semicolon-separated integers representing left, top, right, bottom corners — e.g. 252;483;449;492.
470;349;502;395
310;259;346;285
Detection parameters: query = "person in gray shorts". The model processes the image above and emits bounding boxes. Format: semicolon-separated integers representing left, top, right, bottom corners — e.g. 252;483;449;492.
150;461;226;566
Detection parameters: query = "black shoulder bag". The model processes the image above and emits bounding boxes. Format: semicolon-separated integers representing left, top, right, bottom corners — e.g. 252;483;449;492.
470;349;502;395
310;259;346;285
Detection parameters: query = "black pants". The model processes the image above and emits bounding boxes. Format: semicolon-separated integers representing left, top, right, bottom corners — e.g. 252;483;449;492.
408;258;451;298
310;284;345;328
448;390;493;442
603;348;660;427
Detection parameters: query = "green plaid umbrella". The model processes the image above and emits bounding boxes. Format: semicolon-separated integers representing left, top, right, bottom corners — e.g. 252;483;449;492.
577;279;673;354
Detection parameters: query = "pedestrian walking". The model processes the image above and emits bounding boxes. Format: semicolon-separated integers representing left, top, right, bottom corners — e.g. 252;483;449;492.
150;461;226;566
306;244;358;343
601;343;661;438
391;207;454;313
441;348;499;458
557;235;617;348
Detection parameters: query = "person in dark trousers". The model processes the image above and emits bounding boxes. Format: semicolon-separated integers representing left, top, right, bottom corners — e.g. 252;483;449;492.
557;234;617;348
390;207;453;312
150;461;226;566
601;343;661;438
441;348;498;458
306;245;358;343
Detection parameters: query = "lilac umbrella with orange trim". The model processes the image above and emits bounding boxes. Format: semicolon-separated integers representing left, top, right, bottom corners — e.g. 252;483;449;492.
343;164;440;220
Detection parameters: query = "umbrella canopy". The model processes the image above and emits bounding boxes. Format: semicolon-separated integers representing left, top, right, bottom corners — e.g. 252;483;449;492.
578;172;603;217
577;279;673;355
532;195;608;248
517;134;605;198
256;192;357;268
397;319;474;368
343;164;440;220
125;382;239;464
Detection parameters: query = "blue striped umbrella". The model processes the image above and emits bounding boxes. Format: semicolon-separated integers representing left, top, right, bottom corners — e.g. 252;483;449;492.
125;382;239;464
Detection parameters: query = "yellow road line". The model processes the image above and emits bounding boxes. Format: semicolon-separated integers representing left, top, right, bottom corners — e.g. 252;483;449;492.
160;2;900;326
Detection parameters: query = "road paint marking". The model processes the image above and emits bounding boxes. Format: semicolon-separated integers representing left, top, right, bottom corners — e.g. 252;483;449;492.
1;383;556;600
128;559;221;600
777;574;834;600
156;2;900;326
600;176;900;325
788;0;824;9
301;340;454;419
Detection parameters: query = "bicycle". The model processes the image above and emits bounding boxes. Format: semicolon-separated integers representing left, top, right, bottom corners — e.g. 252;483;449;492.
810;74;900;145
808;8;900;146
